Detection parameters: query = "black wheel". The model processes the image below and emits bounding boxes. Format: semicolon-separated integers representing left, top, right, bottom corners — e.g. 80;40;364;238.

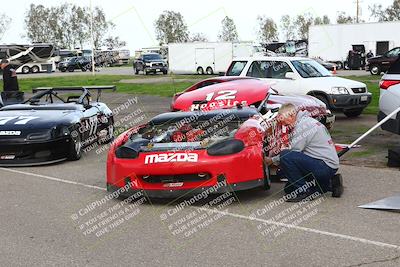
313;94;330;109
68;129;82;160
163;70;168;75
206;67;214;75
68;66;75;72
21;66;30;74
81;67;87;72
60;68;67;72
370;65;381;75
31;65;39;73
197;67;204;75
344;108;363;118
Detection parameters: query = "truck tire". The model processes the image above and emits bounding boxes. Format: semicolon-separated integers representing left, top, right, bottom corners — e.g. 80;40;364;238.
370;65;381;75
60;68;67;72
206;67;214;75
313;94;330;109
68;66;75;72
31;65;39;73
197;67;204;75
21;66;30;74
344;108;363;118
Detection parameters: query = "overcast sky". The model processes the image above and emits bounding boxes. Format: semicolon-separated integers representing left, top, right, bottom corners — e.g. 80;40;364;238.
0;0;394;52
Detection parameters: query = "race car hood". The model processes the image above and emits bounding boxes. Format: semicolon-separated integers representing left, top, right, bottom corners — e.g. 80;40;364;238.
173;79;270;111
0;108;80;133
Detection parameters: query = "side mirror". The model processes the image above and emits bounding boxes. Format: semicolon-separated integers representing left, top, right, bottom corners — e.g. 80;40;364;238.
285;72;296;80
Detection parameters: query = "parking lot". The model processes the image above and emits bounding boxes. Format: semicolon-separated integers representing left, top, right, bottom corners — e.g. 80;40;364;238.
1;93;399;266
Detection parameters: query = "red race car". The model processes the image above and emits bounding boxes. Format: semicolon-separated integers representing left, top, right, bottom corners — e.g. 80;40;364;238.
107;106;276;198
170;77;335;128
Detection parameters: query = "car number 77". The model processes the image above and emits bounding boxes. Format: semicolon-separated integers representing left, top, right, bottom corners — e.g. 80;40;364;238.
0;116;39;125
205;90;237;101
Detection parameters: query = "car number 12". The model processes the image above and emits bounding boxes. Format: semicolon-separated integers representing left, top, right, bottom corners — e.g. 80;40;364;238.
205;90;237;101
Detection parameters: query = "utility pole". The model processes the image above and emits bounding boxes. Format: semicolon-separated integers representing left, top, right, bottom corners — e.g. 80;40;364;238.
355;0;362;23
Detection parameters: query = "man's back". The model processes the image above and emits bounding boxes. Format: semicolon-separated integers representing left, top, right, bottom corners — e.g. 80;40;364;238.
2;64;19;92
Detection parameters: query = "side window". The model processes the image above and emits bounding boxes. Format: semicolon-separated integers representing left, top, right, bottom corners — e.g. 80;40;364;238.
386;48;400;58
226;61;247;76
246;61;268;78
270;61;293;79
246;61;293;79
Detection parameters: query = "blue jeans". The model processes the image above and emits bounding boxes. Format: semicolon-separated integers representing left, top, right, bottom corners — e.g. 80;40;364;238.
279;150;337;193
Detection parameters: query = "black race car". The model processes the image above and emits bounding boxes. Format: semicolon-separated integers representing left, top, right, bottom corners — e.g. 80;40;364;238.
0;86;115;166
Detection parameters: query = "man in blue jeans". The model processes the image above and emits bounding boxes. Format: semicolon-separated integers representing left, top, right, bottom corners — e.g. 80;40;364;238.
265;103;343;202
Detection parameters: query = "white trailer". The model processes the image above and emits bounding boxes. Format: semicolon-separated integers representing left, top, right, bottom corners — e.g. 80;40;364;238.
309;21;400;68
168;42;258;75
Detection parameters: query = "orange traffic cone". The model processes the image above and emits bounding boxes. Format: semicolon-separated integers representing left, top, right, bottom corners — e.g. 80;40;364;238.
332;66;337;75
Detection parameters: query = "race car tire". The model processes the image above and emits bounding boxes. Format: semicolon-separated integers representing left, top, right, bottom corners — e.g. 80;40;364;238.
22;66;30;74
197;67;204;75
68;129;82;160
343;108;363;118
31;65;40;73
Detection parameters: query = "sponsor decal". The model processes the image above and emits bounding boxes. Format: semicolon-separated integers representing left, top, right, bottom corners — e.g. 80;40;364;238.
0;130;21;136
144;153;198;164
163;182;184;188
0;155;15;160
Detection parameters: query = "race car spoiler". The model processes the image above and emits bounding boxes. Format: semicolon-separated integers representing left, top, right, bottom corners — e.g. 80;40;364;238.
32;86;116;101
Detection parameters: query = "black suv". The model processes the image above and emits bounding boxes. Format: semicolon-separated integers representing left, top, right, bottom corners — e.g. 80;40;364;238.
58;56;92;72
133;53;167;75
366;47;400;75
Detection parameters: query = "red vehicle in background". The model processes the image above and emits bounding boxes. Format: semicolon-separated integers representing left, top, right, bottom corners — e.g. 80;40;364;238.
171;77;335;129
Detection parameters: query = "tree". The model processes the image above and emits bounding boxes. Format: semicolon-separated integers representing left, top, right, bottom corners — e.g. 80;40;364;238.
218;16;239;42
190;32;208;42
280;15;296;40
314;15;331;25
257;16;278;44
336;11;356;24
0;13;11;41
370;0;400;21
154;11;189;44
294;13;314;39
104;36;127;49
24;3;112;49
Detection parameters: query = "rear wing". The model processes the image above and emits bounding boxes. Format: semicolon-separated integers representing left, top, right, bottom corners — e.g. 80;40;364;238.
32;86;116;101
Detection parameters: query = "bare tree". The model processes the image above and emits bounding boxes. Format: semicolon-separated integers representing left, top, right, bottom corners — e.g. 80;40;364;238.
370;0;400;21
294;13;314;39
280;15;296;40
190;32;208;42
154;11;189;44
336;11;357;24
257;16;278;44
104;36;127;49
0;13;11;41
218;16;239;42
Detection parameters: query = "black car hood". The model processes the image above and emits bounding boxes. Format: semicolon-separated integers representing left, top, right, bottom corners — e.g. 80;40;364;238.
0;109;81;131
367;55;383;62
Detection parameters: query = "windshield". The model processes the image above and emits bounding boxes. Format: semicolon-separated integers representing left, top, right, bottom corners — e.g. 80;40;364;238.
143;54;162;61
291;60;332;78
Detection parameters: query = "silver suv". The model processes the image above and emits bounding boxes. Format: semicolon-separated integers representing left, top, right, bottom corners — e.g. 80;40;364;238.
378;57;400;134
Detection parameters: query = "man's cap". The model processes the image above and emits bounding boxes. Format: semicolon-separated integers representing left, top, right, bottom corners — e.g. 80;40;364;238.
1;59;9;64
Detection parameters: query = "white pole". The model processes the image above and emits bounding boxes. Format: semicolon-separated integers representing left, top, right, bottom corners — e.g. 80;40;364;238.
90;0;95;76
349;106;400;148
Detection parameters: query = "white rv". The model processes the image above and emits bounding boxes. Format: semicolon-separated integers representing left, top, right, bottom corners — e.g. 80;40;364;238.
168;42;261;75
308;21;400;69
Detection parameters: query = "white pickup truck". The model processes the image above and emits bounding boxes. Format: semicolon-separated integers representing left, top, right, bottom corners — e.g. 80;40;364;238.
226;56;372;117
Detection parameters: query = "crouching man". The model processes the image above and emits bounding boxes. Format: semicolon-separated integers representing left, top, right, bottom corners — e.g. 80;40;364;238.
265;103;343;202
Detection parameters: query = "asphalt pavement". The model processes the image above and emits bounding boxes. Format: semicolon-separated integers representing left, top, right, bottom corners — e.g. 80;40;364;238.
0;93;399;266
